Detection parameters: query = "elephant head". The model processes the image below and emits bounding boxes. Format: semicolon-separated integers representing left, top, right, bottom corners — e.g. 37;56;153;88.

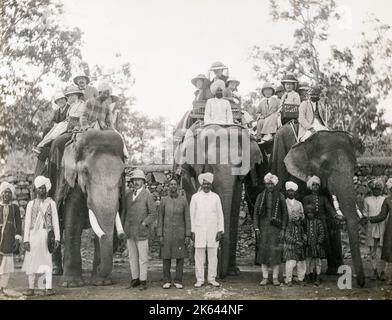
284;131;365;287
175;124;263;277
73;129;125;278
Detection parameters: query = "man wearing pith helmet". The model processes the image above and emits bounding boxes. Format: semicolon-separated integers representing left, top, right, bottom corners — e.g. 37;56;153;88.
122;169;157;291
73;73;98;101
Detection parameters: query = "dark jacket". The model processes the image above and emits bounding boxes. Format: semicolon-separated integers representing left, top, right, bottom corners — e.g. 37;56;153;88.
157;195;191;259
0;203;22;255
370;196;392;262
122;188;157;241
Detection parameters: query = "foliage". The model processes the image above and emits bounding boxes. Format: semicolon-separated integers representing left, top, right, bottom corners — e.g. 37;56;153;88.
0;0;83;160
249;0;392;139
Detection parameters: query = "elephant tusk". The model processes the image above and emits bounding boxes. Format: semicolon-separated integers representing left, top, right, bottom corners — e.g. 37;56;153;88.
115;212;125;235
356;204;364;219
332;195;344;217
89;209;106;239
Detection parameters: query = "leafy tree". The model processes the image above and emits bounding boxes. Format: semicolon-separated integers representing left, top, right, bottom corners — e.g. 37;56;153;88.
249;0;392;141
0;0;82;161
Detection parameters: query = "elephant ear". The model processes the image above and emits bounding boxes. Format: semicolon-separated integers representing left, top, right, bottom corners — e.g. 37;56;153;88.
284;131;356;183
63;143;77;188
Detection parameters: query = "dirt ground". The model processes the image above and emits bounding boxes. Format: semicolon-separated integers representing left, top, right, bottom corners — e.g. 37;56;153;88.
1;257;391;301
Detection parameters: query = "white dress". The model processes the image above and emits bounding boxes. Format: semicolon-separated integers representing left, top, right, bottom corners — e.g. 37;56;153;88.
22;198;60;275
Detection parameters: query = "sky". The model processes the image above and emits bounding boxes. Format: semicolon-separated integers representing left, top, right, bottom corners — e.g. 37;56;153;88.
62;0;392;125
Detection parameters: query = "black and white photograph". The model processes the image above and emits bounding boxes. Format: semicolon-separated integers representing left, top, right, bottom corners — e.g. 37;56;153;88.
0;0;392;306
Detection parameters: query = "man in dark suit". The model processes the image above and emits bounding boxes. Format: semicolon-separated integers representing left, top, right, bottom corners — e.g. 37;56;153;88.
122;169;157;290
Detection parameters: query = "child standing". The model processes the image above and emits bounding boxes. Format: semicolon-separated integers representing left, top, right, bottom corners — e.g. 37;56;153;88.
22;176;60;296
283;182;306;286
279;74;301;126
0;182;22;296
256;82;280;144
304;204;325;286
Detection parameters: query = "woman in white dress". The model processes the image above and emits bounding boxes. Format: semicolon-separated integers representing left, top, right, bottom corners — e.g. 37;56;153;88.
22;176;60;296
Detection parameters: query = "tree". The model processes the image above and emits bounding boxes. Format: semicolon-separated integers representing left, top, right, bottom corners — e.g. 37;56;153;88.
249;0;392;141
0;0;82;161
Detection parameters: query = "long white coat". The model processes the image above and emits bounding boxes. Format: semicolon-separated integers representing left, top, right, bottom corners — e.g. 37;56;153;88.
190;191;224;248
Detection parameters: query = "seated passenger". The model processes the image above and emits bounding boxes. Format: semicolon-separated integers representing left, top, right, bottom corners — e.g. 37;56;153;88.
298;86;329;142
204;80;234;125
224;77;241;106
298;82;310;102
191;74;212;102
79;82;114;131
279;74;301;126
209;61;229;83
275;85;285;100
35;86;84;152
73;73;98;101
256;82;280;144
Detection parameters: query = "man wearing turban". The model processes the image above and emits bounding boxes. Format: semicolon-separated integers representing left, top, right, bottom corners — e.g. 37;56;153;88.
303;175;343;276
363;179;387;280
283;181;306;286
0;182;22;296
253;173;288;286
190;173;224;288
22;176;60;296
204;80;234;125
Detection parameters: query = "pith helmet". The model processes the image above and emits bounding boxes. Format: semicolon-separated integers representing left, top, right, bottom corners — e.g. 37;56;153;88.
298;82;310;91
209;61;227;71
226;77;240;86
64;85;83;97
73;74;90;85
53;91;67;104
130;169;146;181
261;82;275;96
308;86;323;97
281;73;299;84
275;85;285;93
191;74;210;87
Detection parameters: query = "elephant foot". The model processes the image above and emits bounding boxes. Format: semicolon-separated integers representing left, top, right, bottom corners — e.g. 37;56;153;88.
61;276;85;288
228;266;241;276
91;277;113;286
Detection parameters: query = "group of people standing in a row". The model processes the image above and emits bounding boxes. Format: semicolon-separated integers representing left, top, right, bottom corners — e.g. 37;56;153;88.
190;61;329;144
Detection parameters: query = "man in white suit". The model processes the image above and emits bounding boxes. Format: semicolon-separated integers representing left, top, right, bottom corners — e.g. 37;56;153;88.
190;173;224;288
298;86;329;142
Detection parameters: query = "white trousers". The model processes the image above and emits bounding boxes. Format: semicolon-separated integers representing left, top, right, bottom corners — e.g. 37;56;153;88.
28;271;52;289
285;260;307;282
306;258;322;275
0;273;10;288
369;239;386;273
127;239;149;281
195;247;218;283
261;264;280;280
300;119;328;142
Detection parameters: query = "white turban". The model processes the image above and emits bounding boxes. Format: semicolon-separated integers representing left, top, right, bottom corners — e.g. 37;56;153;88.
264;173;279;186
34;176;52;192
386;178;392;190
210;80;226;95
306;176;321;190
0;182;16;198
198;172;214;185
285;181;298;191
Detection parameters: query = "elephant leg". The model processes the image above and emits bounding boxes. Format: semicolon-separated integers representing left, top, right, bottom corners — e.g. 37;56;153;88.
90;235;114;286
61;188;86;287
228;181;242;276
346;218;365;287
325;219;343;275
52;203;64;275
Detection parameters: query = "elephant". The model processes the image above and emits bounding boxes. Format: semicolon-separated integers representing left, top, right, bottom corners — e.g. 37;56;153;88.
283;130;365;287
48;129;125;286
174;123;263;278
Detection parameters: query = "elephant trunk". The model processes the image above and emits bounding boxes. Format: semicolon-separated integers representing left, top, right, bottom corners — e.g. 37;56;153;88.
328;174;365;288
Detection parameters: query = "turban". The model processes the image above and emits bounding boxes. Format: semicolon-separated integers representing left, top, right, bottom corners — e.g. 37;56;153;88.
264;173;279;186
386;178;392;190
34;176;52;192
372;179;384;189
285;181;298;191
0;182;16;198
306;176;321;190
198;172;214;185
210;80;226;95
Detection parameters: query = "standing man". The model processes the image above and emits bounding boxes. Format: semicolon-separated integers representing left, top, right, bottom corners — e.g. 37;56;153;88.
363;179;387;280
122;169;157;291
204;80;234;125
158;179;191;289
190;173;224;288
73;73;98;101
